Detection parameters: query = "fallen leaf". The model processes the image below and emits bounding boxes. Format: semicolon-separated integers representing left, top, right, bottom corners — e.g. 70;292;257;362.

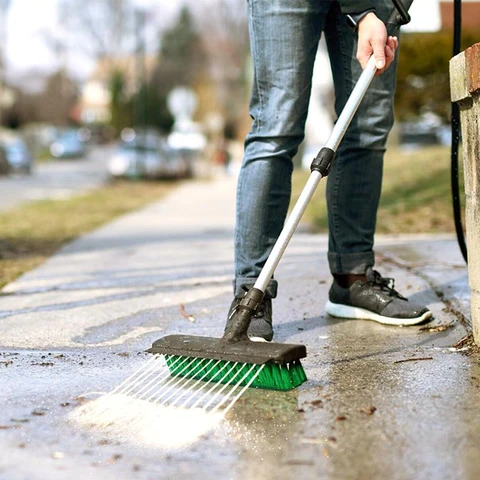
179;303;195;322
31;409;46;416
107;454;123;464
360;406;377;415
419;323;453;333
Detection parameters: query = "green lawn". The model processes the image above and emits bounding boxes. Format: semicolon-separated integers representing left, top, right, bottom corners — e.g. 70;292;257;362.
0;180;179;289
292;145;463;234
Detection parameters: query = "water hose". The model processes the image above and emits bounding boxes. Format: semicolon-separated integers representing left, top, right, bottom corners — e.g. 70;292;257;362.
451;0;468;263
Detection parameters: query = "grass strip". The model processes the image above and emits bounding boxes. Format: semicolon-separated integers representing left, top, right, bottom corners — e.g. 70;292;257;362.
292;145;464;234
0;180;178;289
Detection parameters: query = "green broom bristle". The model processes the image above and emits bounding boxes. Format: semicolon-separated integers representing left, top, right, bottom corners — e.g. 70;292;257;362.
164;355;307;391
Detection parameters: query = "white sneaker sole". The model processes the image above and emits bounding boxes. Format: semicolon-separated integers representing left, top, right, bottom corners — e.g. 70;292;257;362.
249;336;270;343
325;300;432;326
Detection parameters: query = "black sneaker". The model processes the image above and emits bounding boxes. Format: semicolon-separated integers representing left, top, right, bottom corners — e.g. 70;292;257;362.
325;268;432;326
226;293;273;342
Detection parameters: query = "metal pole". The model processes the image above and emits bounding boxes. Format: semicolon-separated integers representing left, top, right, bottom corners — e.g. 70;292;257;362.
134;8;147;176
254;57;377;293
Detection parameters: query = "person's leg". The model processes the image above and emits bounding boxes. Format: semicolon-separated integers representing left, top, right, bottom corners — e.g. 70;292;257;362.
235;0;327;295
323;0;431;325
231;0;328;340
324;0;395;277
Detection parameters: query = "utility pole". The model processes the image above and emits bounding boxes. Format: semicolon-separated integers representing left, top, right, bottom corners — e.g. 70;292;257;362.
134;7;147;131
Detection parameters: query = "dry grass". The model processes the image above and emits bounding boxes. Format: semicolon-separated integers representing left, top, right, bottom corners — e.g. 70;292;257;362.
0;179;179;288
292;145;464;234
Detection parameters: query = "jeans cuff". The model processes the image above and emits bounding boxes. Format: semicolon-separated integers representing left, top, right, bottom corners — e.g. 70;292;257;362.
328;251;374;275
233;278;278;299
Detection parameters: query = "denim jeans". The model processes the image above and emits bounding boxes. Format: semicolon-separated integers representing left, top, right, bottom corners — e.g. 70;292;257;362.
234;0;398;298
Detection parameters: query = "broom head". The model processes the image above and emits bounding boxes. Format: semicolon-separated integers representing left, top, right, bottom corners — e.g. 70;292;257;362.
148;334;307;391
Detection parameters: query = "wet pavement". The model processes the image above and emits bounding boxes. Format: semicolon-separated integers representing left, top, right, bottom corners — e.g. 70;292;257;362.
0;172;478;480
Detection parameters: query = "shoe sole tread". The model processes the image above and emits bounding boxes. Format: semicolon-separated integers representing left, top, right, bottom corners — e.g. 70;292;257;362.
325;300;432;326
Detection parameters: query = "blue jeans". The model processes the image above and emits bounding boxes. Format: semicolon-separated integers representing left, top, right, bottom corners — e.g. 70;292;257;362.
234;0;398;298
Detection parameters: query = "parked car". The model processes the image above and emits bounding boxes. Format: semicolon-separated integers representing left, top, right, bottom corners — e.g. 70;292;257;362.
398;113;449;149
50;130;86;159
0;135;34;174
108;132;190;180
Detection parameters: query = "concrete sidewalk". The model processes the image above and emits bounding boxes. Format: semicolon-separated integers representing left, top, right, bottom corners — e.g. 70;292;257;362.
0;172;478;480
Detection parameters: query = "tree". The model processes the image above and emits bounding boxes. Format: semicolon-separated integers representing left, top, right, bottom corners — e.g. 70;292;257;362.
156;5;206;92
132;82;173;132
60;0;132;61
6;70;78;127
109;69;132;132
190;0;250;137
144;5;205;130
395;30;479;122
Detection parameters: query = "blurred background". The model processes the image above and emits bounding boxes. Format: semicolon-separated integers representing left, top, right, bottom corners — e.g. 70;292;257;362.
0;0;480;287
0;0;254;182
0;0;477;180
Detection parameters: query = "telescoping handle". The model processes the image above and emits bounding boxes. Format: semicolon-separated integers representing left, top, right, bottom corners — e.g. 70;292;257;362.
223;0;414;344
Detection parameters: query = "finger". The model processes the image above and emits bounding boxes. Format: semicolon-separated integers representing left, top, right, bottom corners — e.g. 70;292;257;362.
385;45;394;60
356;44;373;70
372;38;386;69
386;36;398;53
384;46;395;70
387;36;398;52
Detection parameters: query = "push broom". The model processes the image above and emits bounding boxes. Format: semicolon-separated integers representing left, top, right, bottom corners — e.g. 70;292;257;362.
149;0;414;391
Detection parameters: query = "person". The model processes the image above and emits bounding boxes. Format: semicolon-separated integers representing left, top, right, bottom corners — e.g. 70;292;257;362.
226;0;433;342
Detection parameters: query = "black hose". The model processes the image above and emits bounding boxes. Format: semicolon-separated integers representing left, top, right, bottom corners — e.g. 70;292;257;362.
451;0;468;263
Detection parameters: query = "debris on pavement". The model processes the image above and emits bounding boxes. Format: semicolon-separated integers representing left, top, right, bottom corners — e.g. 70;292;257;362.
419;323;455;333
393;356;433;364
360;406;377;415
179;303;195;322
31;409;46;416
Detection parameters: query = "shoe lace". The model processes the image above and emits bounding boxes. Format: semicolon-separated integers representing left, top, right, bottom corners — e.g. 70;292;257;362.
366;270;407;300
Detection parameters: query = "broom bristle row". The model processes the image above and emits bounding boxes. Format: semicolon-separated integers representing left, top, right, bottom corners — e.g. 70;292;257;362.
164;355;307;391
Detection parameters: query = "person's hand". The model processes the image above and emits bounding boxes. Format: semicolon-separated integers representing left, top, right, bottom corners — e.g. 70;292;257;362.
357;12;398;76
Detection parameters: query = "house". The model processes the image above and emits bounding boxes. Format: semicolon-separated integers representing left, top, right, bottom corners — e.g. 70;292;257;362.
439;0;480;30
77;56;157;125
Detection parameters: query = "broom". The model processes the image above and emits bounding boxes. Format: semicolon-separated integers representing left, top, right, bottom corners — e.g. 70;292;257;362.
148;0;413;391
